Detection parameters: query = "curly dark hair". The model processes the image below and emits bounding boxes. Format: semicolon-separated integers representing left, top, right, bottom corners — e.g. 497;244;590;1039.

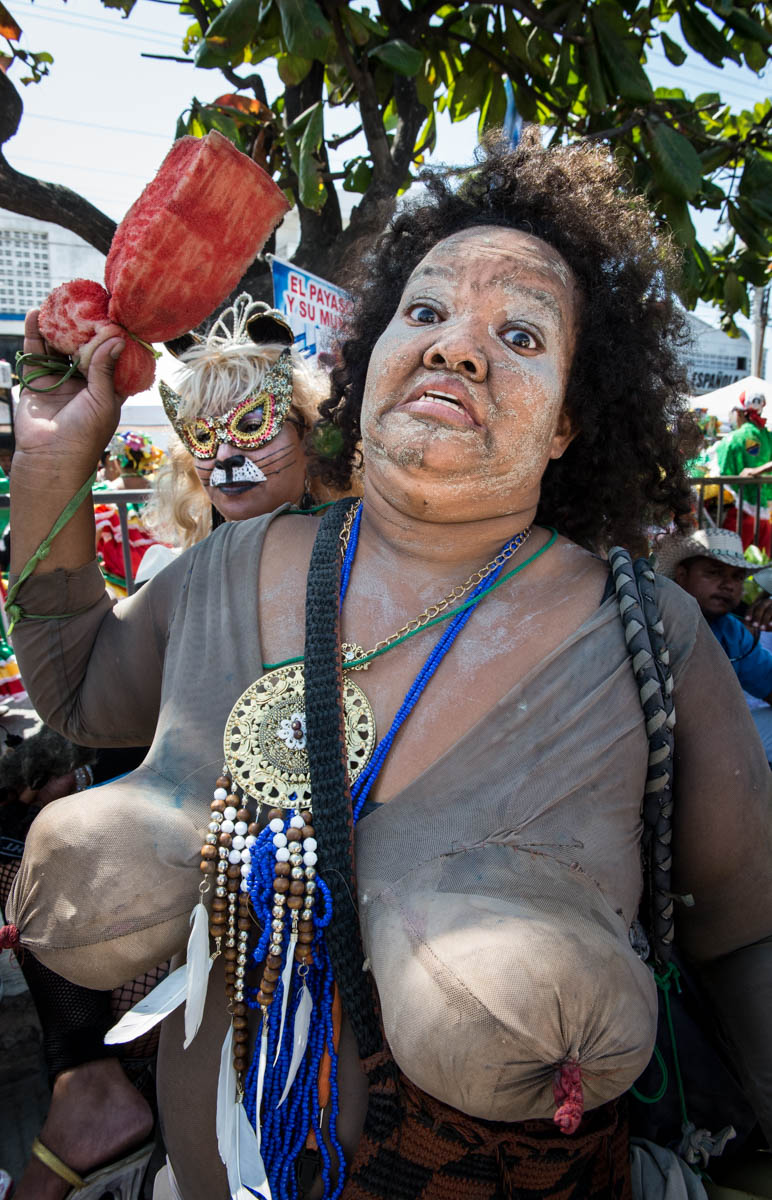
313;128;694;552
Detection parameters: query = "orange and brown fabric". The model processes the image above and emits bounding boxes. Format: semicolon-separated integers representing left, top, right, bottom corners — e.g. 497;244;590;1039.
343;1045;631;1200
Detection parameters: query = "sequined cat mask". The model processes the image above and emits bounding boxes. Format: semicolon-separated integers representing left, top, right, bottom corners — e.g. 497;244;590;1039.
160;352;293;459
160;295;295;459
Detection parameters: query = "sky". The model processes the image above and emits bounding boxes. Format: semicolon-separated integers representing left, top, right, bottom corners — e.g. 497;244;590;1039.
4;0;771;334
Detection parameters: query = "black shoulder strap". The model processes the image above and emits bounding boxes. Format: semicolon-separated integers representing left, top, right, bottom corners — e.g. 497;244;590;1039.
304;498;383;1059
608;547;676;965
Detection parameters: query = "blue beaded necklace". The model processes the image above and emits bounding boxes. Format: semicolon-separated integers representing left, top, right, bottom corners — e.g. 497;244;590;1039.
241;501;541;1200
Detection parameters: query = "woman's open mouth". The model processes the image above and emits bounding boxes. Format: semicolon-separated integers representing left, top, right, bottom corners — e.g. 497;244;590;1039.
397;389;478;429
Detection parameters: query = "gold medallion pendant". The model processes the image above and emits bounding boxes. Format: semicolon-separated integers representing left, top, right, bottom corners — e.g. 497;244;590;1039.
223;663;376;812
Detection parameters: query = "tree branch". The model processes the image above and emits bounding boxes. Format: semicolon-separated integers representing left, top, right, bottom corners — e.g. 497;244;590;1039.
183;0;210;34
219;64;268;106
325;3;392;181
391;75;426;179
0;152;116;254
140;52;193;62
495;0;591;44
328;123;363;149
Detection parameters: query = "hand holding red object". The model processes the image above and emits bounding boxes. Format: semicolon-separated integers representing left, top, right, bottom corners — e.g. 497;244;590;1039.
38;131;290;397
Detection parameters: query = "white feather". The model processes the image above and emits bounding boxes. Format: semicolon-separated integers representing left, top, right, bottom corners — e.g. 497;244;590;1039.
104;964;188;1044
273;933;297;1066
165;1157;185;1200
277;984;313;1107
184;901;211;1049
255;1016;269;1150
234;1102;272;1200
216;1026;236;1163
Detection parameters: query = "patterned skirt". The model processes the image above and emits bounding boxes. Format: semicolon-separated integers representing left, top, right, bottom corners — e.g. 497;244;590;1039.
342;1046;632;1200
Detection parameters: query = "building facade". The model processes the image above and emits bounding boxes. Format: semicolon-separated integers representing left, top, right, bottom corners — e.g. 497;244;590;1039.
0;212;105;370
684;312;764;394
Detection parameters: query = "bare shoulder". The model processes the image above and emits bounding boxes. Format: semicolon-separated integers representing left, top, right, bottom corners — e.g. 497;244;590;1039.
533;532;609;597
257;510;320;615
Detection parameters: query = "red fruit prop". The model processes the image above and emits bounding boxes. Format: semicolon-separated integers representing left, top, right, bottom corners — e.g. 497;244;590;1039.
38;131;290;397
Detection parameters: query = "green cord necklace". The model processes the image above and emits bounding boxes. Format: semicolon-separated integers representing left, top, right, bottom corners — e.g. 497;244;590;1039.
263;524;558;672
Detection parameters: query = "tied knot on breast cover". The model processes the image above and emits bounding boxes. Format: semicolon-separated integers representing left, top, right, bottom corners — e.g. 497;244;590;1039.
0;923;20;949
553;1060;584;1134
38;131;290;398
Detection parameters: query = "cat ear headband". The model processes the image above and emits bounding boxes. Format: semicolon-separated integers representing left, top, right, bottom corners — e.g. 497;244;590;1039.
160;296;295;459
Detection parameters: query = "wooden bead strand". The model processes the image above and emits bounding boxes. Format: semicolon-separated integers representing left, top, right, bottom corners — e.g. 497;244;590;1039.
256;807;292;1009
295;811;317;965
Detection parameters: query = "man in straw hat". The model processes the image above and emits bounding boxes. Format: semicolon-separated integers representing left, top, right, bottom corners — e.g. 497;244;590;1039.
656;527;772;760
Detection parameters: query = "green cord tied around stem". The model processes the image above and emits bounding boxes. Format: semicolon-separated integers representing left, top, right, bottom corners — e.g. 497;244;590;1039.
15;334;161;395
15;352;84;394
5;470;98;635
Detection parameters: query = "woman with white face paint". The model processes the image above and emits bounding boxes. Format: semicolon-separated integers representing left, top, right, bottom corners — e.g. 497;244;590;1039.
5;130;772;1200
148;296;342;548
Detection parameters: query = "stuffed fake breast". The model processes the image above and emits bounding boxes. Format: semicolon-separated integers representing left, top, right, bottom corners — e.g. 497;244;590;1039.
357;842;657;1126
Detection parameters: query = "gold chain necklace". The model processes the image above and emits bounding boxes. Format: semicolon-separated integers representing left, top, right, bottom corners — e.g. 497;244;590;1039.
338;501;531;670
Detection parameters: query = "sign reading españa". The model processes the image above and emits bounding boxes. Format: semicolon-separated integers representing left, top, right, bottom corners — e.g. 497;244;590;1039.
269;255;350;364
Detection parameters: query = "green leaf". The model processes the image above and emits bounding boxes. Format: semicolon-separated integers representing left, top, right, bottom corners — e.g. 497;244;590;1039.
722;6;772;48
580;42;608;111
447;64;487;121
739;155;772;222
275;0;336;62
661;30;687;64
343;7;387;45
343;157;373;193
677;3;741;67
699;142;733;172
743;39;768;72
477;76;507;136
298;100;326;211
723;269;745;313
661;195;696;247
197;104;246;149
369;38;423;77
277;51;312;84
198;0;257;57
414;109;437;156
583;41;607;111
647;119;703;200
730;200;771;254
100;0;136;15
592;5;654;104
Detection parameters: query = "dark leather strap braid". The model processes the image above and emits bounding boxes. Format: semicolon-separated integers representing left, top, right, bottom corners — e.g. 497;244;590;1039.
609;547;676;964
304;498;383;1058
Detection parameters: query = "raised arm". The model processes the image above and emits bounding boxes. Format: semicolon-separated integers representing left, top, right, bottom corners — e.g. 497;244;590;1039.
11;310;126;577
9;310;172;746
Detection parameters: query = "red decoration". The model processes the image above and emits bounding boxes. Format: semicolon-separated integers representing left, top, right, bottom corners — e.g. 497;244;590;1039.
553;1060;584;1135
0;923;19;949
38;131;290;397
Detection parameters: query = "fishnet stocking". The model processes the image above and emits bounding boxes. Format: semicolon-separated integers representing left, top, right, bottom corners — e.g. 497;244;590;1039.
110;962;170;1060
0;855;19;910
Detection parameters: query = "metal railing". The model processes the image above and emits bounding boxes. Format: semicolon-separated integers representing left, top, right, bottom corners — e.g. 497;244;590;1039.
692;475;772;545
0;488;153;614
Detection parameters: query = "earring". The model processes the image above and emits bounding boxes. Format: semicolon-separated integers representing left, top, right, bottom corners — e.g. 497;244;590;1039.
299;477;314;511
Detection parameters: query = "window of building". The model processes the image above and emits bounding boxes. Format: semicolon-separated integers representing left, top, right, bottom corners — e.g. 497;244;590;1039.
0;229;51;311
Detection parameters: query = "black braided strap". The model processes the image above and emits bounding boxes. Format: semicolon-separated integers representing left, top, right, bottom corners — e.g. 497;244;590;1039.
633;557;677;956
608;546;675;965
303;498;383;1059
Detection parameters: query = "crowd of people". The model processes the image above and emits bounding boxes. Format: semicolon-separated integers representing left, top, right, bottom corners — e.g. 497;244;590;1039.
0;130;769;1200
